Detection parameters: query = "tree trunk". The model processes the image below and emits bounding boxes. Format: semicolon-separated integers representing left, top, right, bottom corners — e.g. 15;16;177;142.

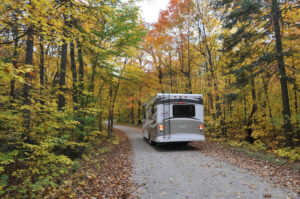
221;74;228;137
204;60;215;119
187;24;192;94
10;79;15;99
292;64;298;114
98;91;104;132
243;94;247;125
158;66;163;91
85;57;98;108
131;100;134;126
58;39;68;111
70;42;78;110
169;53;173;92
77;40;84;108
10;26;18;100
58;15;68;111
118;108;121;123
109;80;121;135
138;100;142;125
23;30;34;138
272;0;293;147
39;37;45;91
69;0;78;111
246;77;258;143
262;72;276;139
150;51;163;91
221;95;227;137
292;61;299;145
98;112;103;131
107;84;113;136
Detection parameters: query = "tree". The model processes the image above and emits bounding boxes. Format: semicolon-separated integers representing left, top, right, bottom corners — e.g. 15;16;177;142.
214;0;295;146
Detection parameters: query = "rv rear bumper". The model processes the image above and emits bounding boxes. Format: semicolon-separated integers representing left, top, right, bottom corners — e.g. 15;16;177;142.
154;133;205;143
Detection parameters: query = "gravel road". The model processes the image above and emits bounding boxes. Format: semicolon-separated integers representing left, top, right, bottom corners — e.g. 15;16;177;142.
114;125;297;199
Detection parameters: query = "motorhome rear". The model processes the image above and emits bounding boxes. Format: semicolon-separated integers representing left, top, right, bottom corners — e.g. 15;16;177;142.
142;93;205;145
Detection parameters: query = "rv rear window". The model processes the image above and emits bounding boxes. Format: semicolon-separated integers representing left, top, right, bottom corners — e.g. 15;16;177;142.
173;105;195;118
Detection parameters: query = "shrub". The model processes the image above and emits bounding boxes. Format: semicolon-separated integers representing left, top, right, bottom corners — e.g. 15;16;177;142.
277;147;300;162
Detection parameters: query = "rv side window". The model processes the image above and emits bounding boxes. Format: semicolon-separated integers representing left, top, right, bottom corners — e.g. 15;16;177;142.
151;101;157;116
173;105;195;118
151;104;155;115
142;107;146;120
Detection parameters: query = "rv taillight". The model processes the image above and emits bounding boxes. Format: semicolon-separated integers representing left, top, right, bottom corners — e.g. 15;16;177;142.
158;125;164;131
199;124;204;130
178;102;184;104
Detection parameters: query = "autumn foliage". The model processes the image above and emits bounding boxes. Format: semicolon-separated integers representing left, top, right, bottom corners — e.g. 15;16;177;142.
117;0;300;160
0;0;299;197
0;0;144;197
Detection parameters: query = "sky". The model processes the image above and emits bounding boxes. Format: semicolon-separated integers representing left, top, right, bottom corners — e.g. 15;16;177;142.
137;0;170;23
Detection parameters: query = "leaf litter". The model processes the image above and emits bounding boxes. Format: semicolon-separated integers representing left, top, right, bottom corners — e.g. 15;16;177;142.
46;129;138;199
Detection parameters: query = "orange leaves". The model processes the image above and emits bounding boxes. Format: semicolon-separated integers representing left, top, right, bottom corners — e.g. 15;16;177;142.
28;71;35;77
4;68;10;74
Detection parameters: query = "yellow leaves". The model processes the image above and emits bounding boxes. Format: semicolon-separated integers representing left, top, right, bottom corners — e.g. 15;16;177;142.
68;192;77;198
126;46;137;57
0;62;27;82
0;151;18;165
251;130;265;140
112;138;119;145
228;139;267;152
91;130;108;137
228;140;243;147
82;23;91;33
277;147;300;162
56;155;73;165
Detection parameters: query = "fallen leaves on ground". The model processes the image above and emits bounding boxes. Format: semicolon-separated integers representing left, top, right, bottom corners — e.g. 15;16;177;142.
47;129;137;199
190;141;300;196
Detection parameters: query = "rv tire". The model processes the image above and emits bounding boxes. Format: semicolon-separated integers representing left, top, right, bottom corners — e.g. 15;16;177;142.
181;142;189;146
148;133;156;146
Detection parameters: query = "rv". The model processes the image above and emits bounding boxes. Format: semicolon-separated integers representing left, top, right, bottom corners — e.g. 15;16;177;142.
142;93;205;145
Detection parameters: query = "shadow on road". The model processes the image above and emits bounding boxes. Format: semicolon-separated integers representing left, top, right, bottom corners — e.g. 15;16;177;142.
152;142;201;152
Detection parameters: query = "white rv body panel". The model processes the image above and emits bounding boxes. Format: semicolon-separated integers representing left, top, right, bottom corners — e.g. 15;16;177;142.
155;133;205;142
142;93;205;144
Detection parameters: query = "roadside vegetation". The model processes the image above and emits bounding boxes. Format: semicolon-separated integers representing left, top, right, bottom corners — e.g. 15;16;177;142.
0;0;299;198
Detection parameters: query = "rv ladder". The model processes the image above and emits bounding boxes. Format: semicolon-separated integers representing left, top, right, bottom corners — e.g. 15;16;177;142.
163;92;166;138
168;92;171;138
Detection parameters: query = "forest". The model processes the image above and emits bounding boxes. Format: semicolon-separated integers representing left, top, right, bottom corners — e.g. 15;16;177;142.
0;0;299;197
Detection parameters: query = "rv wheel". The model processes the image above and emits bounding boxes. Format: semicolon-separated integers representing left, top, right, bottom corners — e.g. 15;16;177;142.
148;134;155;146
181;142;189;146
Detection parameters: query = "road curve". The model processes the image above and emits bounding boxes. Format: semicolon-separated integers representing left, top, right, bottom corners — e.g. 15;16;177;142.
114;125;296;199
